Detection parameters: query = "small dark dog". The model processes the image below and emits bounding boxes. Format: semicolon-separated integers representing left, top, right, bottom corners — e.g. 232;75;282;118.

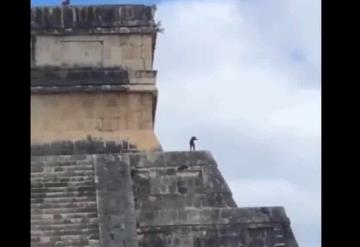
189;136;198;151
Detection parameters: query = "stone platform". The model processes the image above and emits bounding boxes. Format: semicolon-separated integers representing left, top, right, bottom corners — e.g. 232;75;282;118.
31;151;298;247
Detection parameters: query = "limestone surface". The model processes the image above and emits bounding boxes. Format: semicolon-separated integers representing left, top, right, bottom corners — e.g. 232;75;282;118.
31;151;298;247
30;4;299;247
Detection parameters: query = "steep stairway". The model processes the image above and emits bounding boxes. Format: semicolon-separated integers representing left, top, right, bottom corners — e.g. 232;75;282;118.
31;155;100;247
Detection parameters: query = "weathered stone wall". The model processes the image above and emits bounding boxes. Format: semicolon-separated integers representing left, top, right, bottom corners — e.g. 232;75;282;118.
31;151;298;247
31;5;156;31
32;35;154;70
31;138;138;156
31;155;100;247
31;92;160;151
129;151;298;247
30;4;299;247
31;5;160;151
94;154;138;247
136;208;297;247
130;151;237;209
31;154;139;247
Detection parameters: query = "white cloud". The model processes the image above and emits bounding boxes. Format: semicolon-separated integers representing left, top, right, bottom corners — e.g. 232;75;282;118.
154;0;320;246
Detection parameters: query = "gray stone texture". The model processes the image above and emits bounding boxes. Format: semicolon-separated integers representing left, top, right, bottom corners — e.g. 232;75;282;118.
31;67;130;87
31;5;157;34
128;151;298;247
31;151;299;246
31;155;100;247
31;138;138;156
130;151;237;210
94;154;139;247
30;4;299;247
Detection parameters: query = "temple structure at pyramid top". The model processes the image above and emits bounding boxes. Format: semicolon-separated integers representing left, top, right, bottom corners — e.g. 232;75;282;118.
31;4;299;247
31;5;161;152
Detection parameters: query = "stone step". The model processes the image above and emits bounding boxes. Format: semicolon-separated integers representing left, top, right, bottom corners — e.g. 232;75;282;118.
31;216;98;225
31;188;96;195
31;165;94;173
31;170;95;177
31;201;97;210
31;205;97;214
31;181;95;188
31;218;99;227
31;161;93;168
31;239;91;247
31;162;94;167
31;212;98;220
30;168;94;175
32;243;91;247
31;190;96;198
31;227;98;237
31;195;97;204
31;222;98;231
31;159;92;164
31;175;95;182
31;234;99;246
31;175;95;183
31;228;98;238
31;233;99;242
31;158;99;247
31;185;96;194
32;181;95;188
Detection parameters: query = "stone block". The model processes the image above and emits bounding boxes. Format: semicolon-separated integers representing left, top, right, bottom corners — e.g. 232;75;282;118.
94;154;139;247
123;58;144;70
128;35;143;47
122;45;142;59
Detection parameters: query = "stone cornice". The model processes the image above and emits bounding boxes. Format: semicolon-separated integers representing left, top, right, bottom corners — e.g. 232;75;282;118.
31;5;158;33
31;67;157;89
31;67;130;86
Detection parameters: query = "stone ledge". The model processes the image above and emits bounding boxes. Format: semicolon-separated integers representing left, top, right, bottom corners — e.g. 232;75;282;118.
32;26;158;35
129;151;217;168
31;67;130;86
137;207;289;227
134;193;237;209
31;5;157;32
31;84;157;94
31;138;138;156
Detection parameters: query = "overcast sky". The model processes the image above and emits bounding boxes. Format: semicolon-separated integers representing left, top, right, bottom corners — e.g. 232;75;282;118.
32;1;321;246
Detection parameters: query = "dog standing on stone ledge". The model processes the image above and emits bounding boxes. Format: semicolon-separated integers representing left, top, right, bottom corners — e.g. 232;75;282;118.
189;136;198;151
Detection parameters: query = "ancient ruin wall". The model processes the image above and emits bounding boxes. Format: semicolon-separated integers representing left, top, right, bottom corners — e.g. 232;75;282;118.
30;4;299;247
31;5;160;151
31;151;299;247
